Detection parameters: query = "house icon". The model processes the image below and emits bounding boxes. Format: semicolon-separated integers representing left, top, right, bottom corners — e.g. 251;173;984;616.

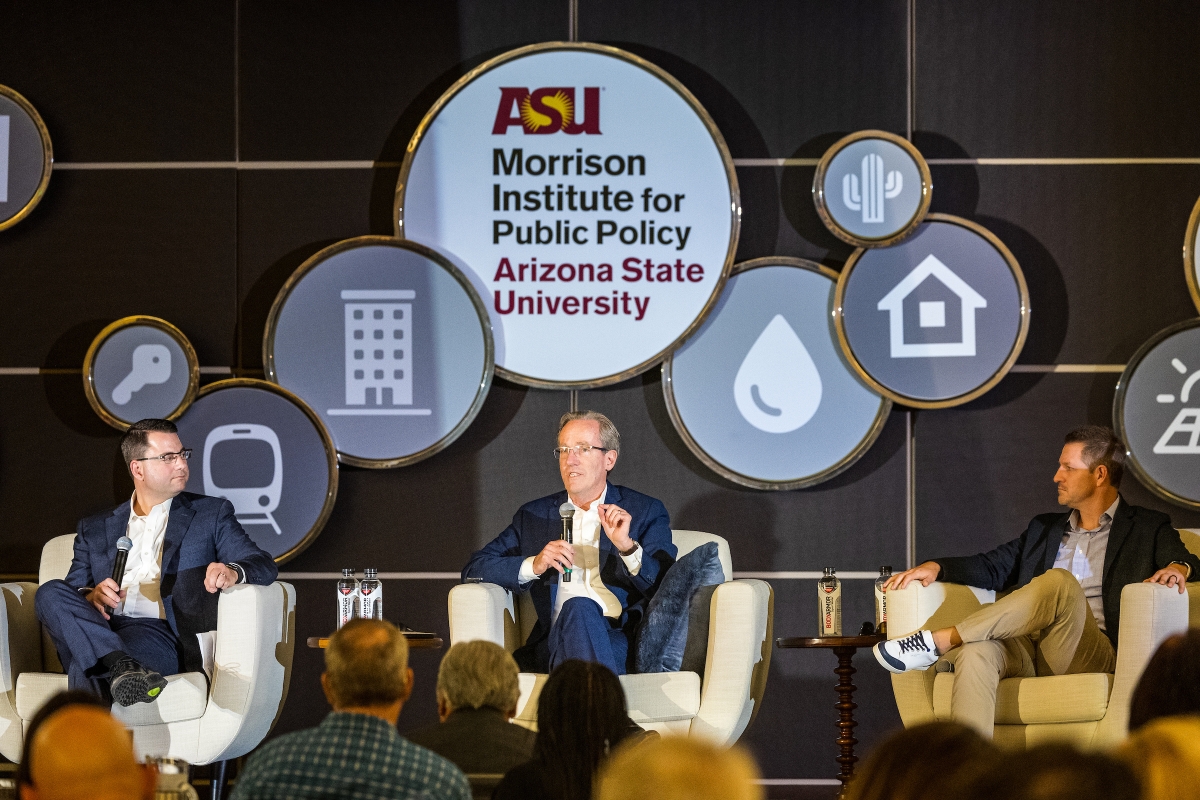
877;254;987;358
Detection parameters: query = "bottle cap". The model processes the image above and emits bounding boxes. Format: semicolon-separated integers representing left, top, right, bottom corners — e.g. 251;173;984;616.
880;566;892;575
342;568;354;577
822;567;835;576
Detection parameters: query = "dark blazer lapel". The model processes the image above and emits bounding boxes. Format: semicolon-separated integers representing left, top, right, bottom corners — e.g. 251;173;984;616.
161;493;196;581
1040;513;1071;574
1102;498;1134;585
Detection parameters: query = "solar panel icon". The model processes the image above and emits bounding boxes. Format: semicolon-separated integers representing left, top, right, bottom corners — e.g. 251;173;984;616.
330;290;431;416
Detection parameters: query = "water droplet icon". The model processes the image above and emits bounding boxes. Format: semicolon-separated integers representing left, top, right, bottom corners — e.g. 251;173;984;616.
734;315;823;433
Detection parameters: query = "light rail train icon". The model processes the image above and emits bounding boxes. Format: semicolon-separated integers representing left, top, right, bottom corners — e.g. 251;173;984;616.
203;424;283;534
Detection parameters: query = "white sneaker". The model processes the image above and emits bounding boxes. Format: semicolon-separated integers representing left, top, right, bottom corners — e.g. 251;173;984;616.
873;630;939;673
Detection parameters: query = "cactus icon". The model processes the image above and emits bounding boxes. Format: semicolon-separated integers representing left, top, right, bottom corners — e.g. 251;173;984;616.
842;152;904;223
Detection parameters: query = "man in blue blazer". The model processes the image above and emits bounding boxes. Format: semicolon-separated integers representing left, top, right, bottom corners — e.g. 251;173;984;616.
463;411;676;675
35;419;277;706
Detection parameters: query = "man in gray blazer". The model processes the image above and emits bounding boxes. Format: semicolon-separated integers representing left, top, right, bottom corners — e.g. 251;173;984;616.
35;418;277;706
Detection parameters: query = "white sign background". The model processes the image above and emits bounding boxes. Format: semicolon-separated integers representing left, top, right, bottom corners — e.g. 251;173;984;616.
397;44;739;387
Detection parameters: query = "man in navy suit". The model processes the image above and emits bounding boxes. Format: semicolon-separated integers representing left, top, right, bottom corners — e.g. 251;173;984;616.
35;418;277;706
463;411;676;675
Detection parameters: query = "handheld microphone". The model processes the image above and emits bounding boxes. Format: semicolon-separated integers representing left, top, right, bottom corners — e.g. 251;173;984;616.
109;536;133;612
558;502;575;583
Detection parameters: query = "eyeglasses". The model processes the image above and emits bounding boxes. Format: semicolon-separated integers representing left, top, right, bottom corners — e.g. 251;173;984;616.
134;449;192;465
553;444;611;459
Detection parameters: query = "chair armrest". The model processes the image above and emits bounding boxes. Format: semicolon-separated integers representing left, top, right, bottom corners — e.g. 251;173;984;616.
193;582;296;764
448;583;519;652
689;579;772;746
1093;582;1189;748
886;581;995;638
0;582;41;762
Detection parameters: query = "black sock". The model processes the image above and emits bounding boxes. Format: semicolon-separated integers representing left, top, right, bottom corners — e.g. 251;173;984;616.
99;650;129;671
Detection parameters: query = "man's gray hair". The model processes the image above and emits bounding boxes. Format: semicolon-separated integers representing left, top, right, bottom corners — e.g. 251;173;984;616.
558;410;620;452
324;619;409;707
436;640;520;714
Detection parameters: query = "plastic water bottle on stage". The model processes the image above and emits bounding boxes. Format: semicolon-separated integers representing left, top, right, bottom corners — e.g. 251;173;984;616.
818;567;842;636
359;568;383;620
875;566;892;636
337;568;358;629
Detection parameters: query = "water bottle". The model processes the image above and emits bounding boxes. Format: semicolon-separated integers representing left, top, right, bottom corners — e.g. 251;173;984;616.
359;568;383;620
818;567;842;636
336;568;358;629
875;566;892;637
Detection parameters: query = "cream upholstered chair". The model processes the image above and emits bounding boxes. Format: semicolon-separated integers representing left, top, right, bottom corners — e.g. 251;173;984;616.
885;529;1200;750
0;534;296;767
447;531;773;744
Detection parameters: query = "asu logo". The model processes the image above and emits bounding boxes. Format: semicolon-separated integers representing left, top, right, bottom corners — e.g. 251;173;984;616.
492;87;601;135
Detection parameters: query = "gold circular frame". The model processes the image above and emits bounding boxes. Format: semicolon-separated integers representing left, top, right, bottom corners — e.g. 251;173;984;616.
1113;317;1200;511
662;256;893;491
188;378;340;564
1183;195;1200;315
833;213;1031;409
812;129;932;248
82;316;201;431
0;84;53;232
263;235;495;470
394;41;741;390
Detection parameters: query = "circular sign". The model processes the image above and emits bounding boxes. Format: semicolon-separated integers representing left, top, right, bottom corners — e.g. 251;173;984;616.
175;379;338;563
83;316;200;430
663;258;890;490
835;214;1030;408
1114;319;1200;510
264;236;494;469
813;130;931;247
396;42;740;389
1184;195;1200;314
0;85;52;232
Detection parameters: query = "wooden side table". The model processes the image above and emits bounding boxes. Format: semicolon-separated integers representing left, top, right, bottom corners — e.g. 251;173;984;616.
307;632;443;650
776;634;884;793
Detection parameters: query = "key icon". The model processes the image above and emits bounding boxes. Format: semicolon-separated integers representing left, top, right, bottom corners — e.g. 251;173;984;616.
112;344;172;405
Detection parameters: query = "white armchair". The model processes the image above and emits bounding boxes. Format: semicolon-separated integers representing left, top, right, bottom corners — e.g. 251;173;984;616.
0;534;296;767
447;531;773;744
884;531;1200;750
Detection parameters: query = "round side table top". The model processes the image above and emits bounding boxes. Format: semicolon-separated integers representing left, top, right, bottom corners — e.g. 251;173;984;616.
776;635;885;648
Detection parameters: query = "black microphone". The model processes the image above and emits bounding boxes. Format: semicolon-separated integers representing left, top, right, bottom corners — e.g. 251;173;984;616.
558;502;574;583
109;536;132;612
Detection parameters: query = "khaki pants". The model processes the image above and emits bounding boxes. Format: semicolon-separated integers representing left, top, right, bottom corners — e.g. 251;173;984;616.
942;568;1116;738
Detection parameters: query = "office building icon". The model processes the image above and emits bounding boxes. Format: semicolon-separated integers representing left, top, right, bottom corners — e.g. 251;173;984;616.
330;290;431;417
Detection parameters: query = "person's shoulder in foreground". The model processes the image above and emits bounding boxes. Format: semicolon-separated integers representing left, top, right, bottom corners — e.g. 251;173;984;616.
232;711;469;800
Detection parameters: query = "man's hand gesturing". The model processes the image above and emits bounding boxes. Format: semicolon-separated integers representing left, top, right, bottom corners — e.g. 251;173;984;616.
597;504;634;553
883;561;941;591
85;579;125;620
533;540;575;576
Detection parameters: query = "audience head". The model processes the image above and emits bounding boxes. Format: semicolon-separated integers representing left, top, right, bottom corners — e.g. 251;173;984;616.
1115;714;1200;800
843;721;999;800
595;735;763;800
435;639;521;721
535;660;633;800
1129;629;1200;731
321;618;412;721
968;742;1139;800
20;704;154;800
17;690;111;789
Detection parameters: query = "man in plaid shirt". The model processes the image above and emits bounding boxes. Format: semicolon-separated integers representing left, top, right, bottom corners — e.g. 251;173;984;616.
232;619;470;800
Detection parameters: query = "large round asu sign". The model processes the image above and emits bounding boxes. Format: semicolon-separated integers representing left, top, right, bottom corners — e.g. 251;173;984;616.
396;43;740;389
1115;319;1200;510
663;258;890;490
835;214;1029;408
0;85;53;232
175;380;338;563
1185;195;1200;314
83;316;200;430
264;236;494;469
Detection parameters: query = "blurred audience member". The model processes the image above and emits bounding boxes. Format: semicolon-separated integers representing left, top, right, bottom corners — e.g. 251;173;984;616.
19;704;154;800
232;619;469;800
16;690;110;791
1115;714;1200;800
595;735;763;800
968;743;1139;800
1129;629;1200;731
842;721;999;800
407;640;536;774
493;660;640;800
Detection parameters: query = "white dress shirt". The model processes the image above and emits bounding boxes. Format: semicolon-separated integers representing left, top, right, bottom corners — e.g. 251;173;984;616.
117;495;171;619
517;486;643;624
1052;496;1118;630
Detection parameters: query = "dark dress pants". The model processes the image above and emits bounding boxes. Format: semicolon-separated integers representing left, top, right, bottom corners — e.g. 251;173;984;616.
34;579;184;696
547;597;629;675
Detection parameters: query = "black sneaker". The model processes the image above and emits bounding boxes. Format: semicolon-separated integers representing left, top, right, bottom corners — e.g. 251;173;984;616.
109;658;168;706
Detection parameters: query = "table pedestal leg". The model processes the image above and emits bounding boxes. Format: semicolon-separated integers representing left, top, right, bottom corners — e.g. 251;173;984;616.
832;646;860;793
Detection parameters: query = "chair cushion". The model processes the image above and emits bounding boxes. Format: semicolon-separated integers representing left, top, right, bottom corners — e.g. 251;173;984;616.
16;672;209;725
15;673;68;719
635;542;724;673
933;672;1114;724
513;670;701;727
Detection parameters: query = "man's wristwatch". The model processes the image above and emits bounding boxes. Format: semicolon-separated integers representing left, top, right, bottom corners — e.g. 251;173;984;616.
1168;561;1192;579
618;542;640;557
225;563;246;584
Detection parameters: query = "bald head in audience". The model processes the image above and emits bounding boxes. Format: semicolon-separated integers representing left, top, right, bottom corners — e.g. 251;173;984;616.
20;705;154;800
595;735;763;800
321;617;413;724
